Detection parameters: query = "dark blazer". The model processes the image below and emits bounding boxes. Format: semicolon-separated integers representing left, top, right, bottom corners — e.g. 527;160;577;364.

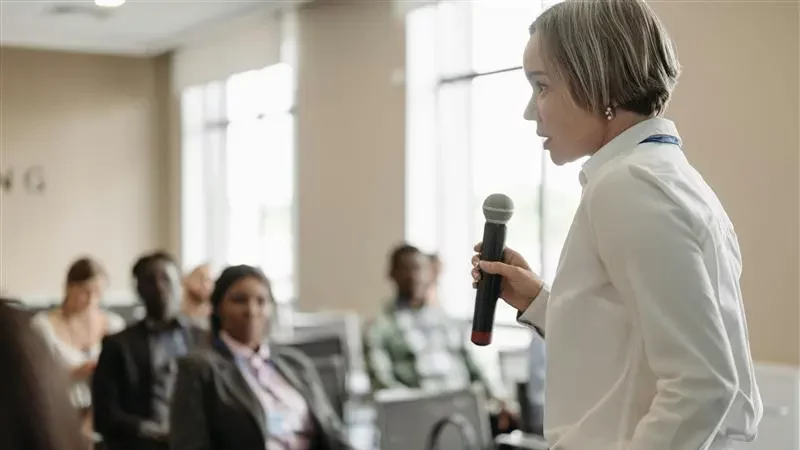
169;339;352;450
92;320;208;450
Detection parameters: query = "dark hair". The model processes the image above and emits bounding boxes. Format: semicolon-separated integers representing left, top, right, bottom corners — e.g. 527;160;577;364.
0;303;87;450
389;244;423;272
132;251;177;280
66;257;106;285
209;265;274;337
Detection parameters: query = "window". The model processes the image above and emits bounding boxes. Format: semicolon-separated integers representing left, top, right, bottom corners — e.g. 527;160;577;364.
406;0;582;326
181;63;297;304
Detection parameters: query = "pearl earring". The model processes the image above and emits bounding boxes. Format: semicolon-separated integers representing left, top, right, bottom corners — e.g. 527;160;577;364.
604;106;615;121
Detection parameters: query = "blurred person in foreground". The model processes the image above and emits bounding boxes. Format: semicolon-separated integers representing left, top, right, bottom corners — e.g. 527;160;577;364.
470;1;761;449
364;244;517;435
170;265;351;450
181;262;214;329
0;300;89;450
31;257;125;434
92;251;208;450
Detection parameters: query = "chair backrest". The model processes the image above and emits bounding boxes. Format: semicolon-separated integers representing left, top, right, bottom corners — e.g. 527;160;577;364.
516;382;545;436
308;355;347;419
106;304;145;324
497;348;531;407
497;348;530;385
375;385;493;450
288;311;365;371
274;331;348;410
275;331;346;363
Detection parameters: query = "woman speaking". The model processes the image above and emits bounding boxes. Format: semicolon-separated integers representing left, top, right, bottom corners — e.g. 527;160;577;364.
471;1;762;449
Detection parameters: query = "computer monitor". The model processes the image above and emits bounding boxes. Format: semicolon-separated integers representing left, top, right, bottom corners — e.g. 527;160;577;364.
375;385;493;450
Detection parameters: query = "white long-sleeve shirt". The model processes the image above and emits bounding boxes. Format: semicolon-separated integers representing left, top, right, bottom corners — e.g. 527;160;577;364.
519;117;762;450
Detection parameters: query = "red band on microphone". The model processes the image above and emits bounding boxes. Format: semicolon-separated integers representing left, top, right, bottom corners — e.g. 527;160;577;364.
470;331;492;346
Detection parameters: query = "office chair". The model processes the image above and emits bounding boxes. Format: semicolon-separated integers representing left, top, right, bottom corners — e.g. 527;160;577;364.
375;385;493;450
308;354;347;419
274;332;349;417
426;413;481;450
289;312;365;370
497;348;530;386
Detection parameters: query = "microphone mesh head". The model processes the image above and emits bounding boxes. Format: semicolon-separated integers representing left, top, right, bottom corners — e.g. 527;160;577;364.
483;193;514;224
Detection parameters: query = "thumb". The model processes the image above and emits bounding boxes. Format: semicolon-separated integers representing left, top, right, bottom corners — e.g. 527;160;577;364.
478;260;515;277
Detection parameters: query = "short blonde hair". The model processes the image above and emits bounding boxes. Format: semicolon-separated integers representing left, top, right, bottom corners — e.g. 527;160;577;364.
530;0;680;116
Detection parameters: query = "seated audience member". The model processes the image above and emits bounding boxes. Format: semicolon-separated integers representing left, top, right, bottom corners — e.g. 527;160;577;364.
92;251;208;450
181;263;214;329
0;300;88;450
31;257;125;434
363;244;516;434
170;265;351;450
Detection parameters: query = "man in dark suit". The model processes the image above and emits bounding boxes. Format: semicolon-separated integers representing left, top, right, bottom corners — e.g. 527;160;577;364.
92;252;208;450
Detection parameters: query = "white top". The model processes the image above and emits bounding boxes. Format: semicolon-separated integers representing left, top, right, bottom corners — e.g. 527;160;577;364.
31;309;126;408
519;117;762;450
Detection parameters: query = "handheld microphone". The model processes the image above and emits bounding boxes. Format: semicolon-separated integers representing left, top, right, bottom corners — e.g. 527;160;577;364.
471;193;514;346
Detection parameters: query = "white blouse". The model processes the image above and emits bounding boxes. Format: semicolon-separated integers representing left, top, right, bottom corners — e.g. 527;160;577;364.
518;118;762;450
32;310;126;409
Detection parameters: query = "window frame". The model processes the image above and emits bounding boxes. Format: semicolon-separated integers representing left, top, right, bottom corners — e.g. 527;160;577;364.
179;65;298;305
406;0;578;326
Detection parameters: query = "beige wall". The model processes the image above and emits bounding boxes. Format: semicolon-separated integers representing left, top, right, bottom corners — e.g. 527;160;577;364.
654;1;799;365
296;0;406;317
0;48;170;301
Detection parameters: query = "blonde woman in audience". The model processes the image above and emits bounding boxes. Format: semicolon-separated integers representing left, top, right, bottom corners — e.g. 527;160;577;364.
181;262;214;329
0;299;89;450
31;257;125;434
171;265;351;450
471;1;761;449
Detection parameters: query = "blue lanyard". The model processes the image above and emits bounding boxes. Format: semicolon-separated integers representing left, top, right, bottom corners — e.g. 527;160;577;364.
640;134;681;147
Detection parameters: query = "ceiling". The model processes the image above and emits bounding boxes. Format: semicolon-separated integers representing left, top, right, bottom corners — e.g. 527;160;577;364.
0;0;294;56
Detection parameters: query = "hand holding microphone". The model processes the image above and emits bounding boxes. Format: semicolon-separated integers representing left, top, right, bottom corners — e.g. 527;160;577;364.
470;194;543;346
470;244;543;313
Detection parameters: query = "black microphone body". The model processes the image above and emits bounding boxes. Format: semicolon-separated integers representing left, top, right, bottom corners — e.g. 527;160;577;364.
471;222;507;346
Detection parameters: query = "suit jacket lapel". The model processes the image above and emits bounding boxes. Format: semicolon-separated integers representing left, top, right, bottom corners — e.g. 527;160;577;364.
211;339;268;440
272;350;327;443
272;355;308;396
128;321;153;389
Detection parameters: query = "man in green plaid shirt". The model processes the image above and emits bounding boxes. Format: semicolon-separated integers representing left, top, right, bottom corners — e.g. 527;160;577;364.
363;244;502;399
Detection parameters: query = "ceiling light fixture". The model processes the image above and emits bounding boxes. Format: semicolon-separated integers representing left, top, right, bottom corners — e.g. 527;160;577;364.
94;0;126;7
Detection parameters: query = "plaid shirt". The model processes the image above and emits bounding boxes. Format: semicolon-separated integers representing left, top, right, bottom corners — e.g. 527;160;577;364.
363;300;496;397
